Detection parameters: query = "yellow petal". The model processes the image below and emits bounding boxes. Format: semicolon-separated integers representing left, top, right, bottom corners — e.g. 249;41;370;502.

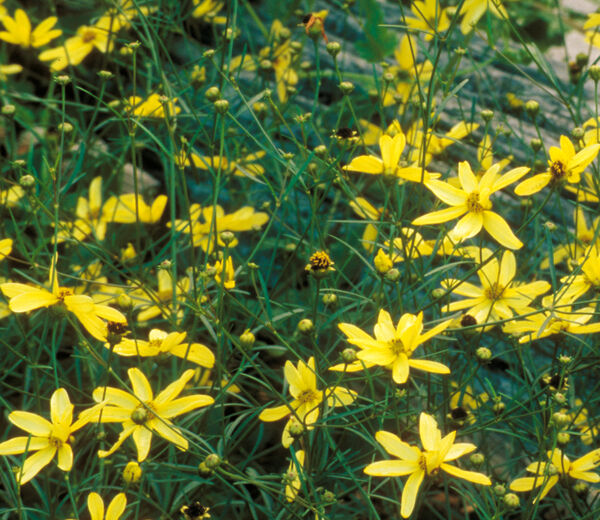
50;388;73;426
441;463;491;485
9;411;52;436
56;443;73;471
419;413;441;451
88;492;104;520
158;395;214;418
18;446;56;484
128;368;153;402
364;460;419;476
375;430;420;461
258;404;290;422
514;174;551;195
408;359;450;374
132;426;153;462
482;211;523;250
0;436;49;455
7;289;58;312
106;493;127;520
401;469;425;518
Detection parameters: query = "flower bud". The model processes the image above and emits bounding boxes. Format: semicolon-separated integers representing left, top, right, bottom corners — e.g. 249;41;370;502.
339;81;354;95
54;74;71;85
493;484;506;496
572;127;584;140
220;230;235;245
204;454;221;470
525;100;539;117
326;41;341;57
341;348;357;363
239;329;255;349
481;109;494;122
557;432;570;445
288;417;304;437
322;293;338;307
297;318;314;335
1;104;15;116
314;144;327;158
384;268;400;282
204;86;221;102
19;174;35;189
58;122;73;134
214;99;229;114
431;288;446;300
503;493;520;509
590;65;600;82
470;453;485;466
530;138;543;152
123;461;142;483
98;70;114;80
551;412;570;427
203;49;215;58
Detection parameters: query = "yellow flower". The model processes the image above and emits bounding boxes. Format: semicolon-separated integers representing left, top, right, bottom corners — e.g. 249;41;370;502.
192;0;226;23
585;13;600;49
285;450;305;502
211;256;236;289
130;268;190;322
510;448;600;502
111;328;215;368
0;254;126;341
185;151;265;177
441;249;550;328
373;249;393;274
348;197;384;253
96;0;156;32
0;184;24;206
65;492;127;520
515;136;600;196
405;0;451;41
449;382;488;425
127;93;180;118
343;133;433;182
459;0;508;34
91;368;214;462
38;18;116;71
258;357;356;448
334;310;451;384
0;237;11;261
556;245;600;303
0;9;61;48
169;204;269;252
0;388;103;484
364;413;491;518
305;251;335;278
102;192;167;224
413;161;529;249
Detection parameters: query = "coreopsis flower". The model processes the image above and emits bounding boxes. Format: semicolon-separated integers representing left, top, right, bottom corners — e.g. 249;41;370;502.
571;400;599;445
110;329;215;368
305;251;335;278
359;119;403;147
334;310;451;384
510;448;600;502
66;493;127;520
448;382;488;425
459;0;508;34
96;0;156;32
503;296;600;343
406;121;479;167
0;388;103;484
0;254;126;341
0;9;62;48
130;268;190;322
102;192;167;224
514;136;600;196
405;0;451;41
181;502;211;520
441;249;550;328
169;204;269;252
555;245;600;303
38;18;116;71
211;256;236;289
56;176;111;242
343;133;433;183
373;249;393;274
192;0;226;23
364;413;491;518
258;357;356;448
584;12;600;49
0;237;11;260
0;184;24;206
127;93;180;119
348;197;384;252
285;450;305;502
413;161;529;249
185;150;265;177
91;368;214;462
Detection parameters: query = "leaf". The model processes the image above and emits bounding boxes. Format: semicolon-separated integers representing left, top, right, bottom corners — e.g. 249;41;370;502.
354;0;397;62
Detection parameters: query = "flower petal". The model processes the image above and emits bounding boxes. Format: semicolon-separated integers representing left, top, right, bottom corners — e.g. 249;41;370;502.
158;395;214;418
259;404;291;422
375;430;420;461
401;469;425;518
441;463;491;485
482;211;523;249
106;493;127;520
9;411;52;436
132;426;153;462
128;368;154;402
364;460;419;476
18;446;57;484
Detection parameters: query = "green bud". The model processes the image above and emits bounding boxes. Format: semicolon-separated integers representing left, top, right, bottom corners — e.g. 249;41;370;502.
214;99;229;114
339;81;354;95
481;109;494;122
326;41;341;57
297;318;314;334
503;493;520;509
205;86;221;102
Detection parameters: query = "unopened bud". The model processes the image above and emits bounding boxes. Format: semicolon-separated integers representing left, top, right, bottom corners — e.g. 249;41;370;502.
322;293;338;307
572;127;584;140
297;318;314;334
339;81;354;95
220;230;235;245
214;99;229;114
204;454;221;470
525;100;539;117
470;453;485;466
1;104;15;116
58;122;73;134
530;138;543;152
503;493;520;509
326;41;341;57
205;86;221;102
123;461;142;483
481;109;494;122
239;329;255;349
384;268;400;282
341;348;357;364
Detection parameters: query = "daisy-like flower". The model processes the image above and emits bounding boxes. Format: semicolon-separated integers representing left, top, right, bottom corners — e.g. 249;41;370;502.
169;204;269;252
405;0;451;41
0;388;103;484
102;192;167;224
364;413;491;518
110;329;215;368
333;310;451;384
0;254;126;341
348;197;384;253
343;133;433;183
130;268;190;322
441;249;550;328
515;136;600;196
510;448;600;502
91;368;214;462
285;450;305;502
184;150;266;177
258;357;356;448
0;9;62;48
38;17;116;71
305;251;335;278
413;161;529;249
459;0;508;34
555;245;600;303
192;0;226;23
127;93;180;119
66;493;127;520
448;382;488;425
211;256;236;289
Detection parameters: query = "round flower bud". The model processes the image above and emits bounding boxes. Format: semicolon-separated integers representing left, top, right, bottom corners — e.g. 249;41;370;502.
553;392;567;405
58;122;74;134
576;52;588;67
54;74;71;85
492;401;505;415
341;348;357;364
253;101;267;117
259;59;273;71
220;230;235;245
203;49;215;58
339;81;354;95
493;484;506;496
384;268;401;282
374;249;393;275
279;27;291;40
198;461;213;476
117;293;133;310
1;104;15;116
314;144;328;158
481;109;494;122
544;220;557;232
454;47;466;56
214;99;229;114
431;288;446;300
383;72;394;83
503;493;520;509
572;127;584;140
321;490;336;504
525;100;539;117
297;318;314;335
326;41;341;57
205;86;221;102
368;88;379;101
552;412;570;427
123;461;142;483
300;60;311;71
98;70;114;80
322;293;338;307
470;453;485;466
204;454;221;470
558;355;572;365
574;482;589;497
19;174;35;189
557;432;570;445
589;65;600;82
239;329;255;349
530;138;543;152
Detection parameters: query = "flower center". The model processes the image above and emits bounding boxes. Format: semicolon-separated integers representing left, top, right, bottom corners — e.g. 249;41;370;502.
82;29;97;43
418;453;439;476
390;337;407;356
307;251;333;271
550;160;566;181
297;389;319;405
131;404;154;424
57;287;74;301
466;192;487;213
484;282;505;300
